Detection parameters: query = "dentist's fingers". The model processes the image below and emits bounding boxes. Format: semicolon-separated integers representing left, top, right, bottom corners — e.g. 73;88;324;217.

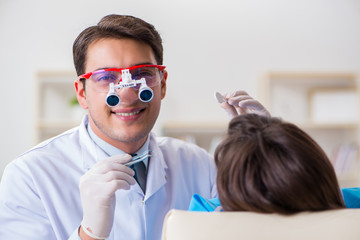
219;91;271;118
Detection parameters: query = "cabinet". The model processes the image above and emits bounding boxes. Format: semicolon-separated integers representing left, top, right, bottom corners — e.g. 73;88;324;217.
258;72;360;187
35;71;86;143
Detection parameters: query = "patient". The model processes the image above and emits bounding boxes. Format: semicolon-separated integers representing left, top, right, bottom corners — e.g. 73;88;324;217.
189;114;346;213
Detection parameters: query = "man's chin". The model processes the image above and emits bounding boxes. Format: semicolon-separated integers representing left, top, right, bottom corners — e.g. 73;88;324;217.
110;130;149;144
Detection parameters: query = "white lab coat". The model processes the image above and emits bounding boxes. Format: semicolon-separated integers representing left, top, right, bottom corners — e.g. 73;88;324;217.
0;115;217;240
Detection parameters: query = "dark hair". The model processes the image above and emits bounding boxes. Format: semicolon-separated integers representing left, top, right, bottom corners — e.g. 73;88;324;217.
215;114;345;214
73;14;163;76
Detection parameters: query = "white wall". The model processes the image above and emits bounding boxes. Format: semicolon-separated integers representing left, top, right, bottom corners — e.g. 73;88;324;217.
1;0;360;177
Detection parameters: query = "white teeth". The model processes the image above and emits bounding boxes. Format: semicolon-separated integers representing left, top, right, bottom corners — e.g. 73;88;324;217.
115;110;141;116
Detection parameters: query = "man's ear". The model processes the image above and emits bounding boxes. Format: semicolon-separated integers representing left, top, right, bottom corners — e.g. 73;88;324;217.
74;79;88;109
160;70;168;100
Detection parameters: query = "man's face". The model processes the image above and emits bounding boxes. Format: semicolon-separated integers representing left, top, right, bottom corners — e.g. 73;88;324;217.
75;38;167;152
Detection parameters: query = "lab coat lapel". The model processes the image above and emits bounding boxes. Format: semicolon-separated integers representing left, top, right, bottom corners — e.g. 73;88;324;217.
144;134;168;201
79;115;110;170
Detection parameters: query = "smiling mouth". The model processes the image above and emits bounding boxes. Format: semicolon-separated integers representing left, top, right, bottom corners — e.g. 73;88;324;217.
114;110;142;116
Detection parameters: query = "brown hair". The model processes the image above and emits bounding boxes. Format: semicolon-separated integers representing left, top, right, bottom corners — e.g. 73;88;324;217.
215;114;345;214
73;14;163;76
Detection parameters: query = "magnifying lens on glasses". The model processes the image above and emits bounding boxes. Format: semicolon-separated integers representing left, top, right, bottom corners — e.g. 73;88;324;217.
105;76;154;107
106;83;121;107
138;83;154;102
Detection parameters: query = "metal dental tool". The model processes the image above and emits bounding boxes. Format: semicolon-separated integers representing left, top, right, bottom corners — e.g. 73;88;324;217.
214;92;227;104
124;150;152;167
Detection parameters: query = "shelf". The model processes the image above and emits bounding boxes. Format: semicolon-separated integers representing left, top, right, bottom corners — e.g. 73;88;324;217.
298;122;358;130
162;122;228;134
162;122;228;154
36;120;83;129
35;70;82;143
37;71;77;83
259;71;360;187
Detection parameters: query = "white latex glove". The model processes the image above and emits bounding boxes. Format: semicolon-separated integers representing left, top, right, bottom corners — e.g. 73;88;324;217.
79;154;136;239
219;90;270;118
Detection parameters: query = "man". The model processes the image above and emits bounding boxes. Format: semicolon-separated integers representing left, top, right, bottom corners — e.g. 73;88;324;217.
0;15;269;240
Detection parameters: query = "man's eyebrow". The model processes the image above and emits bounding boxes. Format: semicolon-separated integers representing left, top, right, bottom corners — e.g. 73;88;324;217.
131;62;154;67
92;63;154;71
91;67;113;72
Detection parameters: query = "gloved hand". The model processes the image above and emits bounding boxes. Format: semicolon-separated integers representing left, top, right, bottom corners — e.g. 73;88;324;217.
79;154;136;239
220;90;270;118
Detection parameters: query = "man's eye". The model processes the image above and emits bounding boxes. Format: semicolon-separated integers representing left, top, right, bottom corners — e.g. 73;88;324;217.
133;71;154;80
100;75;115;81
94;73;117;82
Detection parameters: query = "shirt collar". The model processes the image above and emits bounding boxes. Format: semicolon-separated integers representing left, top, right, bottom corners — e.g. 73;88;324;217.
87;123;149;168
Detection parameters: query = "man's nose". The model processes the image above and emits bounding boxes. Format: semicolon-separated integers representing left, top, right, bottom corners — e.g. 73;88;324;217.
117;87;139;104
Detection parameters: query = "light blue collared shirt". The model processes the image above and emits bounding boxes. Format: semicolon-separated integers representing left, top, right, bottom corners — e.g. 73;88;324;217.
87;123;149;168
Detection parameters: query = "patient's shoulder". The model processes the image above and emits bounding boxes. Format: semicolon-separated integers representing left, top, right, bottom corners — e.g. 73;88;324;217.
188;194;222;212
342;187;360;208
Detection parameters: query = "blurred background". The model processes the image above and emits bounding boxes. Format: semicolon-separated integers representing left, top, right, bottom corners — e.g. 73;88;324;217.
1;0;360;185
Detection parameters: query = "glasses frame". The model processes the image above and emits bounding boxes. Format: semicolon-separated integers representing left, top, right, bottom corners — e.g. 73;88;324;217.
79;64;166;81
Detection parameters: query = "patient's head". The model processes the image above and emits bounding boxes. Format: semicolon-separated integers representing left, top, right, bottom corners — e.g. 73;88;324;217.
215;114;345;214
